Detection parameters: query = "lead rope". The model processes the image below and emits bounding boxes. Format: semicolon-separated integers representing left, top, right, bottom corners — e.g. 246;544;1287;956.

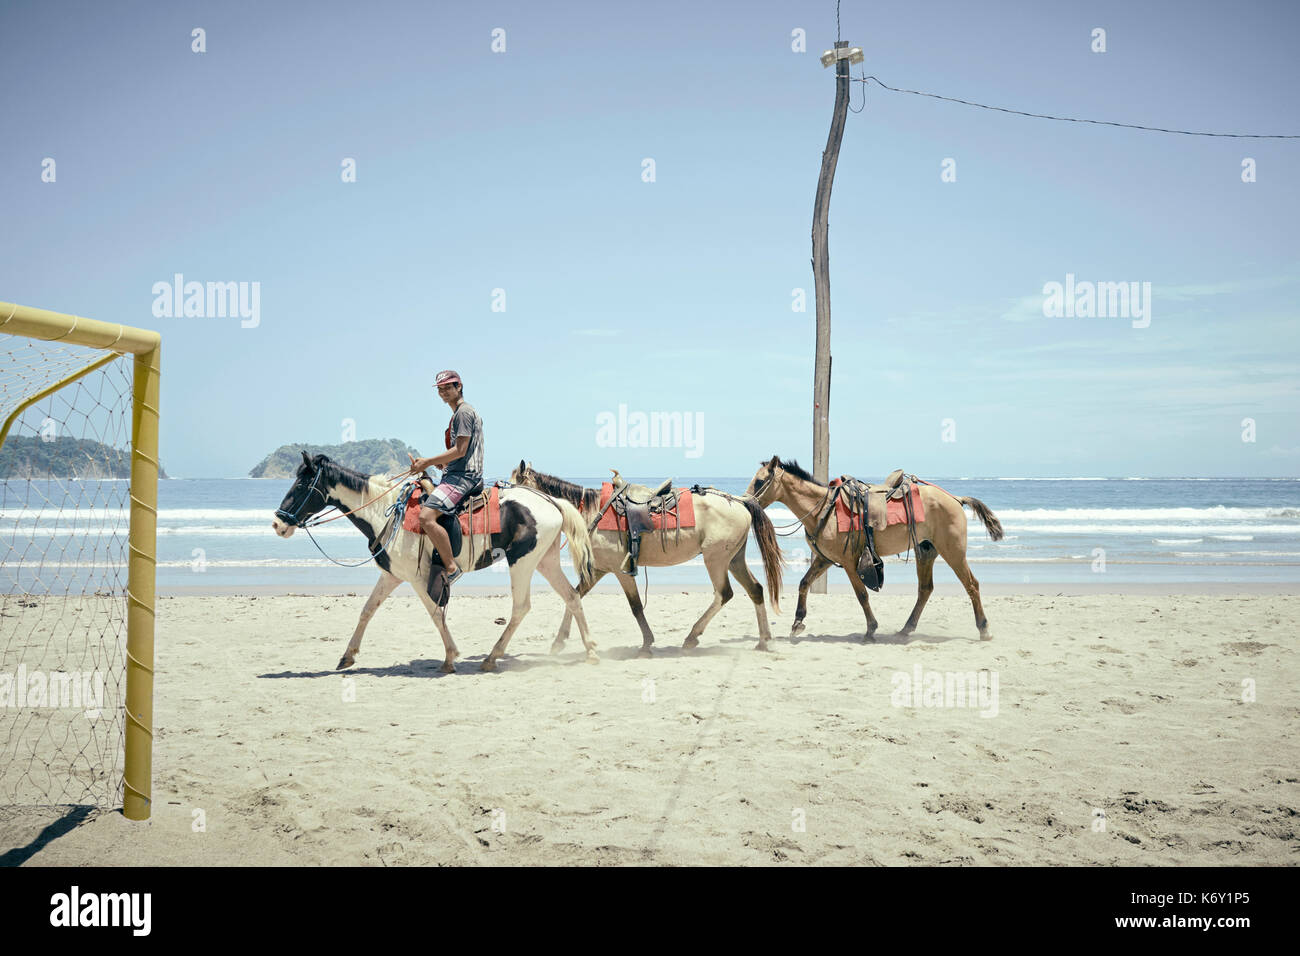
767;488;833;535
301;478;414;568
300;473;409;528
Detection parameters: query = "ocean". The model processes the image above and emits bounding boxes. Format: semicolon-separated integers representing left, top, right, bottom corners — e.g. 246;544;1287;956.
3;477;1299;594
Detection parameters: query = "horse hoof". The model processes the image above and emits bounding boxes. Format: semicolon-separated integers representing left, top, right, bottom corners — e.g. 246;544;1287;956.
790;621;806;636
864;632;878;643
549;641;566;655
481;658;497;672
586;653;600;665
337;656;354;670
755;641;771;653
980;632;993;642
441;661;456;674
682;637;700;651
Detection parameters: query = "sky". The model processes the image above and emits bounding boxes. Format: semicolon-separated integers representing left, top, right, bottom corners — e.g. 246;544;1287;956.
1;0;1297;479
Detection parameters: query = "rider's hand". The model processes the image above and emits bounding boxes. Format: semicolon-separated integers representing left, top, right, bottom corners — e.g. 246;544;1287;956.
407;453;424;476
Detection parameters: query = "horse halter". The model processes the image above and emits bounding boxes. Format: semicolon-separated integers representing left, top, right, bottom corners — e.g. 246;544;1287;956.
750;465;778;503
760;464;835;535
274;468;328;527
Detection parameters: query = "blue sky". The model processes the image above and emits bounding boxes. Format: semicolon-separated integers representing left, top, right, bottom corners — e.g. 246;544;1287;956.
2;0;1297;478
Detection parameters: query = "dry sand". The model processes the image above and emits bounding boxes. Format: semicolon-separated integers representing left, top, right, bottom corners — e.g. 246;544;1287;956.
3;587;1297;866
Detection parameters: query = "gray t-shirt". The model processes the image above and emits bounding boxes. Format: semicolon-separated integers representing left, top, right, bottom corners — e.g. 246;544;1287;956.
444;401;483;481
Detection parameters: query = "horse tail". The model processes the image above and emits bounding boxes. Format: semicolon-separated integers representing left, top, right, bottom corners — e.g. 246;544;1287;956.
555;497;597;588
742;497;785;615
961;496;1004;542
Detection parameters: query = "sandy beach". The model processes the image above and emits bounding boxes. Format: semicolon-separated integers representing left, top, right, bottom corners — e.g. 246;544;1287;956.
3;585;1296;866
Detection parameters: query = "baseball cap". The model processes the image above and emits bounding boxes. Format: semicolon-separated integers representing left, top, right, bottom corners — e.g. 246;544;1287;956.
434;370;462;388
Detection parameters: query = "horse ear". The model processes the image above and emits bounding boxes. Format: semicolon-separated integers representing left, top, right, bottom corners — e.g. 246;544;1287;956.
519;459;526;473
301;449;314;471
768;454;780;468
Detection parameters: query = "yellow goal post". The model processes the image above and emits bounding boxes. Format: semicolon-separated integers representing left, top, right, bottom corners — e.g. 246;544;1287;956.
0;300;160;821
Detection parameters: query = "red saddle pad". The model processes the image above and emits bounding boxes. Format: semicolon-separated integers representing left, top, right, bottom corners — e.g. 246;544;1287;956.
596;482;696;531
402;488;423;532
831;481;925;532
459;485;501;536
402;485;502;535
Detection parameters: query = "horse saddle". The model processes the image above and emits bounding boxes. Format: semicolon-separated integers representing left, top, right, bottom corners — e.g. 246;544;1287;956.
414;472;491;589
418;471;485;518
826;468;920;592
608;472;677;575
837;469;913;533
611;476;675;533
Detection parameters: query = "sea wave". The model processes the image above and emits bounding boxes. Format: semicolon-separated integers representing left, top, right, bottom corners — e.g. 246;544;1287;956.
0;507;351;522
971;524;1299;536
995;506;1300;520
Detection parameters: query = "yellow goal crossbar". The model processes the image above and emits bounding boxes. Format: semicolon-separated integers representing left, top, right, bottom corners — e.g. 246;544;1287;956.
0;301;161;820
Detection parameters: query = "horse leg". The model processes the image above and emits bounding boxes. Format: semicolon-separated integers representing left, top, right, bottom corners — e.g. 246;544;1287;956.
683;547;734;650
536;541;599;663
791;553;833;636
413;584;460;673
845;563;880;641
337;571;402;669
935;537;991;640
897;540;938;637
611;570;657;658
482;558;536;671
727;550;773;652
551;568;607;654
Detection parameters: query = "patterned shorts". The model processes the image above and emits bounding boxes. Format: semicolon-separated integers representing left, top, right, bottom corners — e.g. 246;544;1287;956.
421;472;479;514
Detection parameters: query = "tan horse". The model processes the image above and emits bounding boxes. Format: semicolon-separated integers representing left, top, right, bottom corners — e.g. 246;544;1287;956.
745;456;1003;641
511;462;784;654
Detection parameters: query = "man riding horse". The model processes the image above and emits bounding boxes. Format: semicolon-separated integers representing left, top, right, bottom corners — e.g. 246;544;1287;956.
405;369;483;588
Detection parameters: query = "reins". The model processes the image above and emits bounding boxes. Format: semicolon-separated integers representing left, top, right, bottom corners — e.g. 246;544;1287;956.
279;469;417;569
301;473;410;527
754;470;832;536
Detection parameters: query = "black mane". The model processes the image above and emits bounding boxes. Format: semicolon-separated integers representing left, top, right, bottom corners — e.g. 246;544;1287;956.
528;468;600;511
779;458;824;486
299;454;371;495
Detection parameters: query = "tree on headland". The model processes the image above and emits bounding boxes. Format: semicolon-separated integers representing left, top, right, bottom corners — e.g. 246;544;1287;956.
248;438;423;478
0;436;168;479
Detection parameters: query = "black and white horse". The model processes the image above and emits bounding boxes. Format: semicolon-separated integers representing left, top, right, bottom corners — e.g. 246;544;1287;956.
270;452;598;672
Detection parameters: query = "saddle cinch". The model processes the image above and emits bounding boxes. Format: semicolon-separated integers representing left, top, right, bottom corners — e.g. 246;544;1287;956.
822;469;923;592
602;470;679;576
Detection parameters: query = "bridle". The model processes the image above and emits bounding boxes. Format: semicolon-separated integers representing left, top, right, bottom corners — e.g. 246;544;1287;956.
274;467;329;527
276;466;417;568
755;466;832;536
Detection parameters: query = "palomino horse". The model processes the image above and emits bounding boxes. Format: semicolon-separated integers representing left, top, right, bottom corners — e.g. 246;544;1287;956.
271;451;597;671
745;457;1003;641
510;462;785;654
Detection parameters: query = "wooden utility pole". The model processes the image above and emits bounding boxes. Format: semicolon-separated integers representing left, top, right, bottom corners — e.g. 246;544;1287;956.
810;39;861;592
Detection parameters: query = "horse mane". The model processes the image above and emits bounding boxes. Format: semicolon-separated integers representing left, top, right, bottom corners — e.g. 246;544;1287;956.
300;454;372;495
779;458;824;486
527;468;600;510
